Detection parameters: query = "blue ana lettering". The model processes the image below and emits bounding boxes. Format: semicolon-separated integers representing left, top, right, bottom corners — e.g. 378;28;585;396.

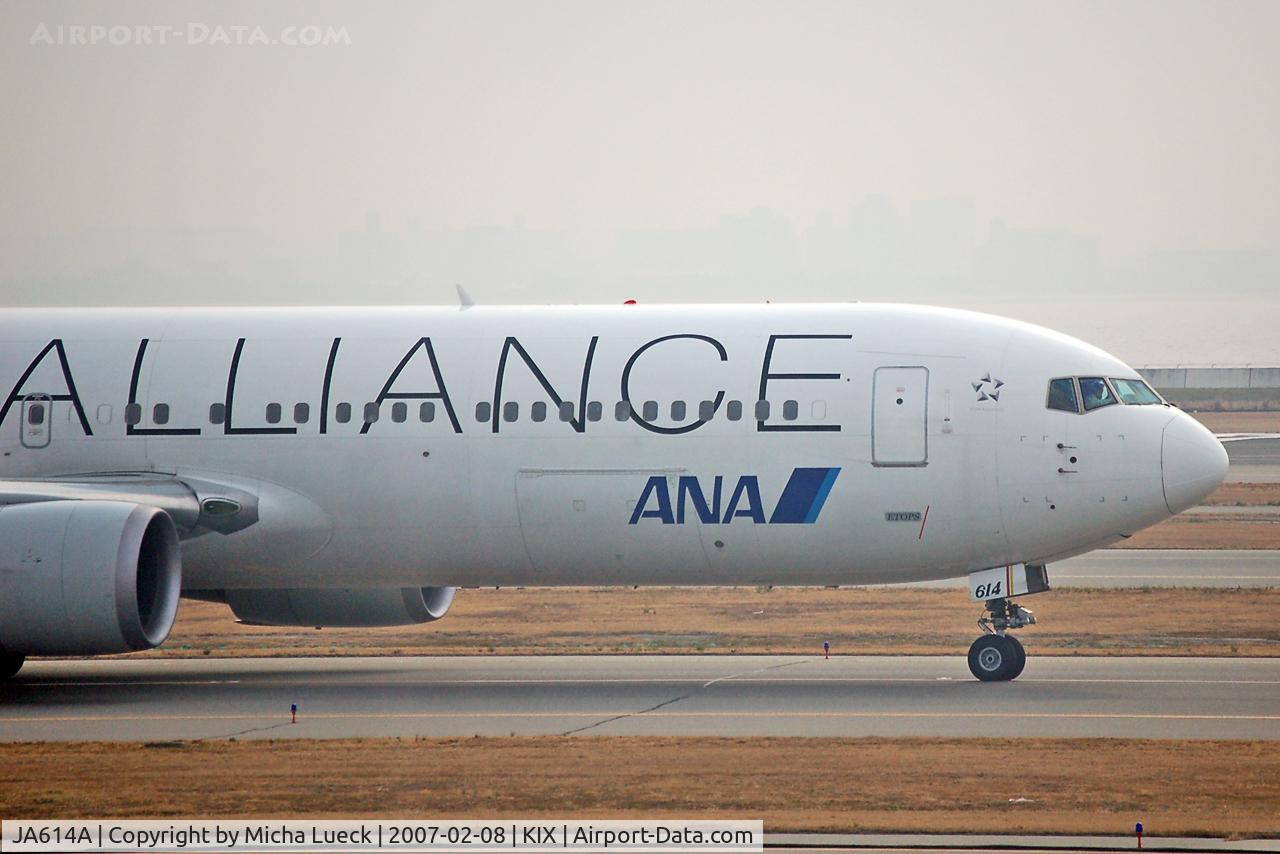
630;468;840;525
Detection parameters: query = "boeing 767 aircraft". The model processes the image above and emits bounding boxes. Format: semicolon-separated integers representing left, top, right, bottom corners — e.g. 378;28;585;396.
0;301;1228;682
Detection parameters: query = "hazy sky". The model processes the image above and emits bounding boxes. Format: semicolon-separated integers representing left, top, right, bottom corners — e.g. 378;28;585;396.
1;1;1277;361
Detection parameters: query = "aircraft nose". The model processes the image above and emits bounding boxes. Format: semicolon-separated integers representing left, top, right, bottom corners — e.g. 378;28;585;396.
1161;413;1230;514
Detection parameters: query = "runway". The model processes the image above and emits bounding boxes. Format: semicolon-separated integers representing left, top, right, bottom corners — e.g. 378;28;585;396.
1225;436;1280;482
4;655;1278;742
904;549;1280;588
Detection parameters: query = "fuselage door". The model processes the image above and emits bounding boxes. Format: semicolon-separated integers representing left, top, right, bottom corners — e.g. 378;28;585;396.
872;367;928;466
19;394;51;449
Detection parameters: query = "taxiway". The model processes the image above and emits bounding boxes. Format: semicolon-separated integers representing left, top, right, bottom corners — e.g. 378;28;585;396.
4;655;1277;742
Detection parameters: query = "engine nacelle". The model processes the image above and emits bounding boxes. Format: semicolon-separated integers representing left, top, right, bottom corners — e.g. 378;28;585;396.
0;500;182;656
222;586;457;627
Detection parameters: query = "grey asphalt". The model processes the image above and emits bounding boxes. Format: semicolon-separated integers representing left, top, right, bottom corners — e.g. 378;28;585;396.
902;549;1280;589
1225;436;1280;482
1226;436;1280;465
3;655;1277;742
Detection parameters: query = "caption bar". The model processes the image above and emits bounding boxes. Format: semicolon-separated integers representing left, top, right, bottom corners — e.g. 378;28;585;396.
3;820;763;853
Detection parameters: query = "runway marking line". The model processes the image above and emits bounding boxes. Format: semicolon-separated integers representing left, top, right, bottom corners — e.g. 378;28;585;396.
24;676;1280;687
5;711;1280;723
1055;574;1278;579
22;680;243;687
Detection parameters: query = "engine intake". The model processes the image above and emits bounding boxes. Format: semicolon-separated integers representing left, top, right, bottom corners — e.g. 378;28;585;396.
0;500;182;656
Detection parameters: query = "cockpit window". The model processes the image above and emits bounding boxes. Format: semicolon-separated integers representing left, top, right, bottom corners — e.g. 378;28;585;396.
1110;378;1163;405
1079;377;1117;411
1046;378;1080;413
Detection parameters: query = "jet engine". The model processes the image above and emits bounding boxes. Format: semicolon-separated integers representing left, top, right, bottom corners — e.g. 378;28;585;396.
0;500;182;656
216;586;457;627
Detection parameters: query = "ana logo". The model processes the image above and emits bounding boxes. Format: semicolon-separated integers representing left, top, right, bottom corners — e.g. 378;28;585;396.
629;467;840;525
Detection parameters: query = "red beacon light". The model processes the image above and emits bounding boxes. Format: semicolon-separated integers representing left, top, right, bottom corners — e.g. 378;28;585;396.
624;299;638;305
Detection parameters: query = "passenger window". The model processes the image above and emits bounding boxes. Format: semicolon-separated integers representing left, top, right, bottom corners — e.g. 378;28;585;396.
419;402;435;423
755;400;771;420
642;400;659;421
294;403;310;424
558;402;575;422
27;404;45;425
1111;378;1163;405
364;402;380;423
615;401;631;421
531;401;547;423
153;403;170;425
1079;377;1117;411
265;403;281;424
209;403;225;425
476;402;491;422
335;402;352;424
503;401;518;423
587;401;603;422
812;400;827;420
726;400;743;421
392;402;408;423
125;403;142;426
671;400;687;421
1047;378;1079;413
96;404;113;424
783;400;799;421
699;400;716;420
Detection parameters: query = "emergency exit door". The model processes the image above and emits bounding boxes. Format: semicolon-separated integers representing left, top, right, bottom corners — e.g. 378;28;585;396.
20;393;51;449
872;367;928;466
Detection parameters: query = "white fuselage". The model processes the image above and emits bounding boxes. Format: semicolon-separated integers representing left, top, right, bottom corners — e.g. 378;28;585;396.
0;303;1224;590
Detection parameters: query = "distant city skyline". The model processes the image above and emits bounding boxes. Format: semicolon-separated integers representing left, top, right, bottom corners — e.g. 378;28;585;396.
2;1;1277;364
3;190;1274;302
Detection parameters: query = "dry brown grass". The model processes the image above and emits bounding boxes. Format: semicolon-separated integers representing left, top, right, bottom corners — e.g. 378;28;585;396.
2;737;1276;836
150;586;1280;658
1109;480;1280;548
1115;515;1280;549
1205;483;1280;506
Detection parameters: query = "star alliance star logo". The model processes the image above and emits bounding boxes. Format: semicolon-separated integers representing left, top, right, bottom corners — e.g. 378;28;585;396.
973;374;1004;402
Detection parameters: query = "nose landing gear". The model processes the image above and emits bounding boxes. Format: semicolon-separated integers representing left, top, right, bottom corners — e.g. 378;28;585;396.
969;632;1025;681
968;597;1035;682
